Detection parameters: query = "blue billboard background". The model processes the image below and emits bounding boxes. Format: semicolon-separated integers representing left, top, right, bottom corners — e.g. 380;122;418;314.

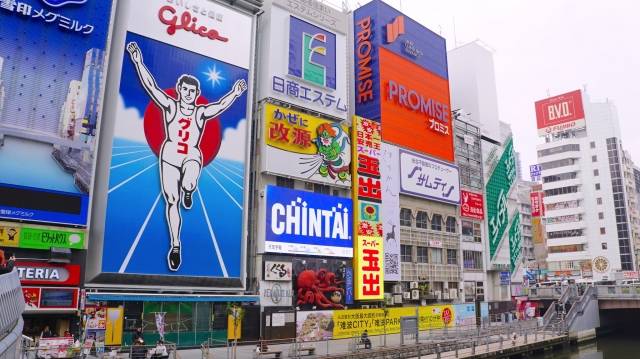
101;32;248;278
0;0;114;226
265;185;353;251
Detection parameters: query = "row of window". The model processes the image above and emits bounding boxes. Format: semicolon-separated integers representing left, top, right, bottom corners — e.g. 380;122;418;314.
400;208;457;233
400;245;457;265
461;220;482;243
543;172;577;184
540;158;576;170
537;143;580;157
546;200;580;211
462;250;483;270
544;185;579;197
548;244;586;254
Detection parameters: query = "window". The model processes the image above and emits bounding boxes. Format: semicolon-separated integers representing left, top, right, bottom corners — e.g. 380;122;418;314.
431;248;443;264
595;183;601;190
417;246;428;263
590;141;596;149
597;198;603;205
600;227;606;235
276;176;294;188
416;211;428;229
599;212;604;220
445;217;457;233
540;158;575;170
463;251;483;270
400;208;412;227
447;249;457;265
594;169;599;176
537;143;580;157
548;229;583;239
401;245;413;262
461;220;473;237
544;186;579;197
543;172;577;183
592;155;597;162
548;244;585;254
602;243;608;250
431;214;442;231
473;222;482;243
313;183;330;194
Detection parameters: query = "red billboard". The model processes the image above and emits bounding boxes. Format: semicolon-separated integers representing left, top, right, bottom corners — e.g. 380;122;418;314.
530;192;543;217
535;90;585;136
460;190;484;220
15;261;81;286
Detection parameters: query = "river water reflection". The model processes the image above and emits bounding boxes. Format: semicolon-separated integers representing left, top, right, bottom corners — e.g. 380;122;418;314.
531;331;639;359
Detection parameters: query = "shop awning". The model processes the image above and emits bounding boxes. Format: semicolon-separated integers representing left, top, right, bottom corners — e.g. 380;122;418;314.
86;292;259;303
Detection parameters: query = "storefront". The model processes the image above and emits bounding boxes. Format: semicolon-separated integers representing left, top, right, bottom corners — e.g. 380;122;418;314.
16;261;82;339
84;293;260;347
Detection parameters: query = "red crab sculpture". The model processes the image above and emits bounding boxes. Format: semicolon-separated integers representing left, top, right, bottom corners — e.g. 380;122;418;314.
296;268;345;309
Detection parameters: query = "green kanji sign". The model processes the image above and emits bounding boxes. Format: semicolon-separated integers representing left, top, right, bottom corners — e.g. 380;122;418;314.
486;137;516;259
509;212;522;271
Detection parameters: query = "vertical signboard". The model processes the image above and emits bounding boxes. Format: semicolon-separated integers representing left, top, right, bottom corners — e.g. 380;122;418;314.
98;0;251;281
262;103;351;186
486;137;517;260
0;0;114;226
529;164;542;182
530;192;542;217
352;116;383;300
460;190;484;220
381;143;400;282
535;90;585;136
259;4;348;119
509;212;521;272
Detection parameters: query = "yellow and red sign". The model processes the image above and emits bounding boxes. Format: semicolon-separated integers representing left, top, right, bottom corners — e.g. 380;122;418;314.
352;116;383;300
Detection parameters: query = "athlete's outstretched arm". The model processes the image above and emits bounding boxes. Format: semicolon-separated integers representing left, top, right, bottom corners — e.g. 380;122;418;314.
127;42;173;109
202;79;247;119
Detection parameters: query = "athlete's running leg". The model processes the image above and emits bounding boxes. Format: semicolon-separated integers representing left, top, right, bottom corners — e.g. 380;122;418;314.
181;159;201;210
161;161;183;271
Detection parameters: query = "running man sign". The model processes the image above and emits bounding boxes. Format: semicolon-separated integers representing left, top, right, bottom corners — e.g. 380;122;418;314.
89;0;253;286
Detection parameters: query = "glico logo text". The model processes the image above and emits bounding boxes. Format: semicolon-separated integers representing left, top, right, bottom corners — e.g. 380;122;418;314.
355;16;373;104
158;5;228;42
386;80;450;124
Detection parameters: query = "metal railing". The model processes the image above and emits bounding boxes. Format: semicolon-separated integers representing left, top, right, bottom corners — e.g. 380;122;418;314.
565;286;596;330
596;285;640;299
0;269;25;359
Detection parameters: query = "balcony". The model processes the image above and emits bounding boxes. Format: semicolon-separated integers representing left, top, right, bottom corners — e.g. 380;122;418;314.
545;220;586;232
546;236;588;247
547;251;591;262
545;206;584;218
401;262;461;282
399;227;459;249
542;178;581;191
543;191;583;205
541;164;580;177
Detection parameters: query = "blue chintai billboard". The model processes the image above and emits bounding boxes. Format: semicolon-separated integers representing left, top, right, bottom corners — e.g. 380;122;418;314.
93;0;254;285
265;185;353;258
0;0;114;226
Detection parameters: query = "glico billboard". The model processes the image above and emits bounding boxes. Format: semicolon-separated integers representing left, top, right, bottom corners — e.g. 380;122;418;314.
353;0;453;162
87;0;253;288
535;90;585;136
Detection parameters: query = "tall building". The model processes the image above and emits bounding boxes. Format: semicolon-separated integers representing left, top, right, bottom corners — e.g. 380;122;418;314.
515;152;523;181
449;41;519;305
58;80;82;140
535;91;635;281
622;151;640;271
454;111;487;302
78;48;105;143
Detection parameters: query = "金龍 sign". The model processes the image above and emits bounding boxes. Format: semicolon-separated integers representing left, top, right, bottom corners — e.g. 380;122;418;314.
352;116;384;300
262;103;351;186
460;190;484;220
399;149;460;204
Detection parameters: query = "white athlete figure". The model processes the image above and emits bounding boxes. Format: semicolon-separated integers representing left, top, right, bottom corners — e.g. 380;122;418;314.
127;42;247;271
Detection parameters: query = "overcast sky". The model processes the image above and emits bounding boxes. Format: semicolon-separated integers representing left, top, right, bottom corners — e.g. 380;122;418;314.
344;0;640;177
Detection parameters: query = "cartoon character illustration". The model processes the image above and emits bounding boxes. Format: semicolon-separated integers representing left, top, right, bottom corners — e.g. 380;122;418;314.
126;42;247;271
313;123;350;181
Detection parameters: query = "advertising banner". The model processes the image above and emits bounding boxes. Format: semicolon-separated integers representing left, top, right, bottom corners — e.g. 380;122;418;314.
453;303;476;327
264;261;293;281
265;185;353;257
499;271;510;286
352;116;383;300
262;103;351;186
399;149;460;204
296;305;456;341
529;164;542;182
0;221;85;249
460;190;484;220
532;217;544;245
486;137;517;260
259;5;348;119
0;0;114;226
23;287;79;311
535;90;585;136
509;212;522;271
15;261;80;286
99;0;251;279
380;143;401;281
530;192;543;217
293;256;350;309
105;307;124;346
260;280;294;307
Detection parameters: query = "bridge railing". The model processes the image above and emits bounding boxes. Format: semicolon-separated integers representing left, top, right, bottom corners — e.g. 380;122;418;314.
565;286;595;331
596;285;640;298
528;286;563;299
0;269;25;359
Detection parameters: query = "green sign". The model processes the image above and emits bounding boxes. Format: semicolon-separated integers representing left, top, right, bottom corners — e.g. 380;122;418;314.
509;212;522;271
486;137;516;259
19;227;85;250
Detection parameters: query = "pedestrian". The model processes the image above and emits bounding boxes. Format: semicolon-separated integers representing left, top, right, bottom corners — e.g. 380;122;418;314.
132;327;144;343
361;330;371;349
6;252;15;272
0;249;8;274
511;332;518;346
40;325;54;338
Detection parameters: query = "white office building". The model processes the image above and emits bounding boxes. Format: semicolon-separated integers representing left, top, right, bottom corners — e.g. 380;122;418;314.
536;94;635;281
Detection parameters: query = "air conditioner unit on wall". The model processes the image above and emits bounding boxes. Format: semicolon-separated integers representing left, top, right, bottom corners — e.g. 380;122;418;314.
450;289;458;299
435;291;442;300
304;182;313;190
403;292;411;299
410;281;419;289
393;284;403;293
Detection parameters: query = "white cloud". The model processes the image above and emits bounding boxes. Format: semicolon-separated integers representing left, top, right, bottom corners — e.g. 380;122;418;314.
217;119;247;162
114;94;147;144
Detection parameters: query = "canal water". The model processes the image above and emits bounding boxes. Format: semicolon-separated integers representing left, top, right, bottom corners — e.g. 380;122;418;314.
531;330;639;359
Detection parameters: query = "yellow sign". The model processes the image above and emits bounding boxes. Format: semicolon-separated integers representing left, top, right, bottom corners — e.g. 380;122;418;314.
532;217;544;244
105;307;124;346
352;116;384;300
0;224;20;247
227;309;243;340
